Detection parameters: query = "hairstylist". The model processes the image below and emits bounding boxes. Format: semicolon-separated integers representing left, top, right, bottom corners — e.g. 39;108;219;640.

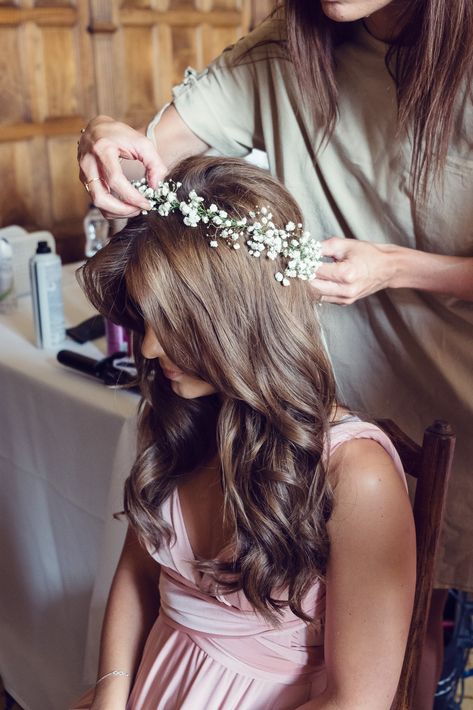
78;2;473;708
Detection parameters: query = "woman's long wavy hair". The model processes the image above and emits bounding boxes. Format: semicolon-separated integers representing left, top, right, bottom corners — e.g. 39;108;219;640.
275;0;473;194
80;155;336;623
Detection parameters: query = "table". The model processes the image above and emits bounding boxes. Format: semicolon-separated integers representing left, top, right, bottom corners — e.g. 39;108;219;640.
0;263;138;710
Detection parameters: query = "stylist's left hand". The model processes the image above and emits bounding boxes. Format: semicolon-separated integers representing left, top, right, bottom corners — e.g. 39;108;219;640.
310;237;395;305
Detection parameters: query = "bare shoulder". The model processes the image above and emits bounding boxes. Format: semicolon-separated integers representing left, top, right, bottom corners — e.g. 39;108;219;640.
327;437;411;538
328;435;404;492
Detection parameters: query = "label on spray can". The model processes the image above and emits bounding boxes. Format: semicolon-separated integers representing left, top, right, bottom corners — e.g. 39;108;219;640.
29;241;65;348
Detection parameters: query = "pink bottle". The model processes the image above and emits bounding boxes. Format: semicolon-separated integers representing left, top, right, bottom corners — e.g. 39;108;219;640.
105;319;129;356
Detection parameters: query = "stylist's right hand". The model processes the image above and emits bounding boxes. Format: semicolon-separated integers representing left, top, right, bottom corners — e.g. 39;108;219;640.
78;115;167;218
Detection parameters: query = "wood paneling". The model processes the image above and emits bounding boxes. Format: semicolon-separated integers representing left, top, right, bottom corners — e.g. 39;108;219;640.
122;26;157;121
0;28;26;123
48;136;88;224
201;22;240;66
0;138;49;230
250;0;275;28
0;7;77;25
42;27;81;118
35;0;76;6
0;0;255;262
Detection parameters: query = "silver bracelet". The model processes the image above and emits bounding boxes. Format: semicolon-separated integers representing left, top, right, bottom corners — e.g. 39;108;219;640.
96;670;130;685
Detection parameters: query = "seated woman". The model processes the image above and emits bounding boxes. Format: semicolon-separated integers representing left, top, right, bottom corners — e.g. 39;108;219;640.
75;155;415;710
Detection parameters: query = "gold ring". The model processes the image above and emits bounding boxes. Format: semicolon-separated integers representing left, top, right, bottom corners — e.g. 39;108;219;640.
83;176;103;193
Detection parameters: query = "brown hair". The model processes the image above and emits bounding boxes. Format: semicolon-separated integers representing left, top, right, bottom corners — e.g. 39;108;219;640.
80;155;336;622
281;0;473;193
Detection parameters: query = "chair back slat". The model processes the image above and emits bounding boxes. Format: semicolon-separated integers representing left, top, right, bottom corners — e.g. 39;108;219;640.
377;419;455;710
376;419;422;477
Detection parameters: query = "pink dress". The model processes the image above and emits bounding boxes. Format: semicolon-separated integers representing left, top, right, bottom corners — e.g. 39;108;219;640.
127;419;406;710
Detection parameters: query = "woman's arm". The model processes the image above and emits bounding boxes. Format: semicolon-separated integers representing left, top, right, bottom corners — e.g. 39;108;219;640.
90;525;161;710
297;439;416;710
312;238;473;302
78;106;209;219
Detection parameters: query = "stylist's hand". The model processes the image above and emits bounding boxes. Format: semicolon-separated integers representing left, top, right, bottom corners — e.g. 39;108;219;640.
311;237;396;305
78;115;167;218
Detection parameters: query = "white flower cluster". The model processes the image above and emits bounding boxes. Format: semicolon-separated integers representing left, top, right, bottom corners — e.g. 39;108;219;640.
132;178;323;286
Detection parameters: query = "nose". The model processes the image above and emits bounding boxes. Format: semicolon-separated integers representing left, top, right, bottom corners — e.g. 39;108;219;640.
141;326;166;359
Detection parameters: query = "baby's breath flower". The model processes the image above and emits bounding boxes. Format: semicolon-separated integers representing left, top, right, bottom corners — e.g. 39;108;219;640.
158;203;171;216
130;179;323;286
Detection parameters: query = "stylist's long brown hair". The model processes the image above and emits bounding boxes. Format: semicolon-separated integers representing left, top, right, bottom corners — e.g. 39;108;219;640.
80;155;336;623
282;0;473;194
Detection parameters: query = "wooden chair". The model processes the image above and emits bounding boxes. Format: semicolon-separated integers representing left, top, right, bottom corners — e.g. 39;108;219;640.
376;419;456;710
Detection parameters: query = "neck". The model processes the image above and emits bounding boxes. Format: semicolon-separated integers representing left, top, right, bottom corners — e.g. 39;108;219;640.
364;1;409;42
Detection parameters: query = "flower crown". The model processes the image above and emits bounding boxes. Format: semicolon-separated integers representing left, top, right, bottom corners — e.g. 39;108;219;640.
132;178;323;286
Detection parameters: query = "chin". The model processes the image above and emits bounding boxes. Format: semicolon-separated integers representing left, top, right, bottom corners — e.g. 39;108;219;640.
170;380;217;399
320;1;371;22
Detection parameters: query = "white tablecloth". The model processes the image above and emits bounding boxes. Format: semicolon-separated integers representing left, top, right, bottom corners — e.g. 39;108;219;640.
0;264;138;710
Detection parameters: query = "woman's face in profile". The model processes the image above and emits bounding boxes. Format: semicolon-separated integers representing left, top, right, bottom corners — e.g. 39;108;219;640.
141;325;217;400
319;0;395;23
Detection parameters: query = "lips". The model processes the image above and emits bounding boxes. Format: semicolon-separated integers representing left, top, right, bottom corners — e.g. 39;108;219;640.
162;367;184;380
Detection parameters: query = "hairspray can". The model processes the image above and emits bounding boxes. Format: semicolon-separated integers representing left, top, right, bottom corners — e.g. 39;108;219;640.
29;241;65;348
105;318;129;356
